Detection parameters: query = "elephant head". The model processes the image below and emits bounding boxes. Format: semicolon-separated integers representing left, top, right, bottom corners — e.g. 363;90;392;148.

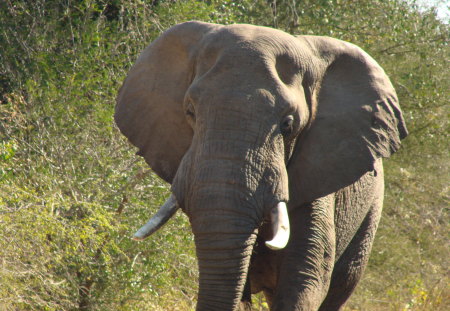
115;21;407;310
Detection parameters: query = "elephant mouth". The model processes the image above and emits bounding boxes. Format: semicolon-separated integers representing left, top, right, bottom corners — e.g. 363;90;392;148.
132;194;291;250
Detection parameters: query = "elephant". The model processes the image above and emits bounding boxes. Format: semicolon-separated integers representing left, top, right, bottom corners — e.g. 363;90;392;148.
115;21;408;311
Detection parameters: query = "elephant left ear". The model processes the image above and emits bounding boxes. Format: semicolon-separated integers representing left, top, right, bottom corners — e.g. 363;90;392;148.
288;36;408;204
114;22;218;183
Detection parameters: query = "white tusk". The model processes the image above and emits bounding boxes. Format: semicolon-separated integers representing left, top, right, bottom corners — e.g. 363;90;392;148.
133;194;179;241
265;202;290;250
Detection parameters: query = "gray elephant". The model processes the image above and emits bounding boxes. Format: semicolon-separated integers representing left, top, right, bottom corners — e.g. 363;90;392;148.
115;21;407;311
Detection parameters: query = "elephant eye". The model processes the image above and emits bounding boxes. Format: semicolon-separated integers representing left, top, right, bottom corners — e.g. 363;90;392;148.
186;101;196;122
280;115;294;136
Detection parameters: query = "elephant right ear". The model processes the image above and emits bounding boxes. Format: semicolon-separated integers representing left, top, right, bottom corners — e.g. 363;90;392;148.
288;36;408;204
115;22;217;183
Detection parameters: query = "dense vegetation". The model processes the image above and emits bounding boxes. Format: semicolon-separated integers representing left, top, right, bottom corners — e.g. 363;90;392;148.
0;0;448;310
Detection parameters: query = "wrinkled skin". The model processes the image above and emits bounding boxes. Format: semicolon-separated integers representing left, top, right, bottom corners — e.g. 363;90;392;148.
115;22;407;311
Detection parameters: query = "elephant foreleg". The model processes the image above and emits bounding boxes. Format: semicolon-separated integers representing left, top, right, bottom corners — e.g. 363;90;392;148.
319;198;383;310
272;195;336;311
239;275;252;311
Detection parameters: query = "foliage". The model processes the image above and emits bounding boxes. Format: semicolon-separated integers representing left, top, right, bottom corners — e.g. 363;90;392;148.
0;0;448;310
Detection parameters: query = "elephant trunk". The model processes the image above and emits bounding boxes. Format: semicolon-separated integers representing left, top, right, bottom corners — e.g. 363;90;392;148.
195;230;257;310
171;126;289;309
188;181;260;311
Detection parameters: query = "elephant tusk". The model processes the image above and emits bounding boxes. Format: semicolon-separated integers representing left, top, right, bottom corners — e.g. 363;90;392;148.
133;194;179;241
265;202;290;250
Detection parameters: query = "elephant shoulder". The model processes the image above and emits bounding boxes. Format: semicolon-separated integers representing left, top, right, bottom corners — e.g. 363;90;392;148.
333;159;384;258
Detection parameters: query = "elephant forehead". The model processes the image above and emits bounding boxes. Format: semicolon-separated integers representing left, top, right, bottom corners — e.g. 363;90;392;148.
198;23;305;57
195;25;308;83
190;78;300;119
184;26;311;125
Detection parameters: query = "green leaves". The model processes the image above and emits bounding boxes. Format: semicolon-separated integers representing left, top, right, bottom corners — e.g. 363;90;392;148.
0;139;16;161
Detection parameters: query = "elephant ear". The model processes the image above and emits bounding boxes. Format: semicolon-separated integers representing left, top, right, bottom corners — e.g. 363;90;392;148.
288;36;408;204
115;21;217;183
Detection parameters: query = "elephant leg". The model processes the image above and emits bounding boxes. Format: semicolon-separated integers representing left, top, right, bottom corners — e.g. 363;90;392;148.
318;201;383;311
263;288;275;309
239;275;252;311
272;195;336;311
248;224;279;307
